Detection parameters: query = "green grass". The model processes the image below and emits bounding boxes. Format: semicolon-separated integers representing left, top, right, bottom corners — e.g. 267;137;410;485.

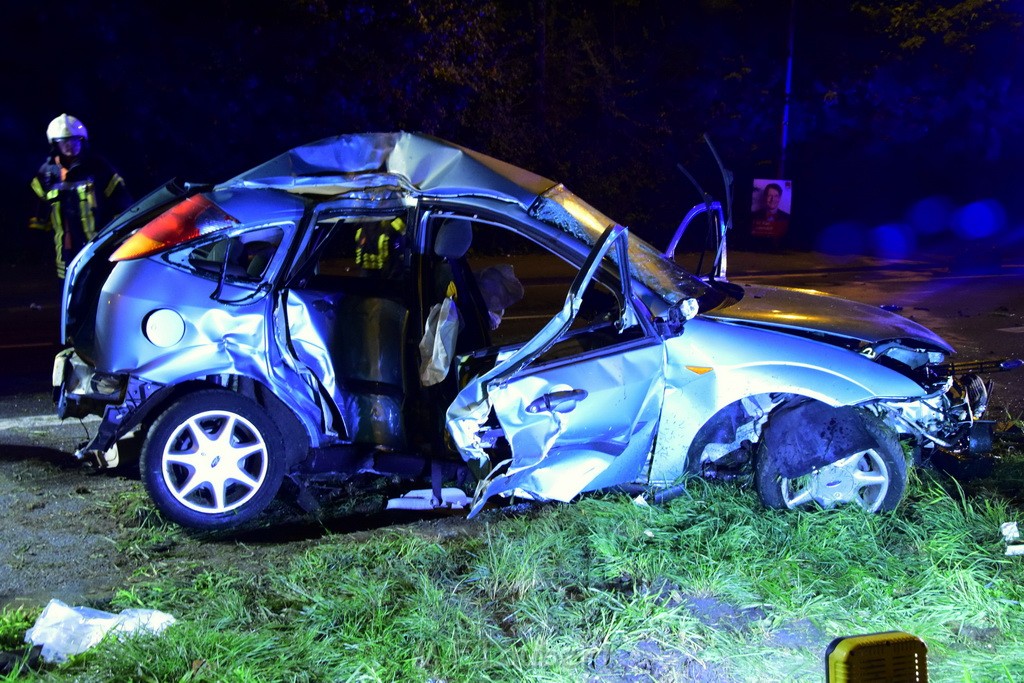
4;448;1024;682
0;607;38;681
0;608;34;651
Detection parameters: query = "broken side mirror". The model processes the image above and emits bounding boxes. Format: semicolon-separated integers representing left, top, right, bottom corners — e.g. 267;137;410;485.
655;297;698;337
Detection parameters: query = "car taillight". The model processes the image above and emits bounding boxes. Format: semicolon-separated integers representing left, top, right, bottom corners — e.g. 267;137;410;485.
110;195;239;261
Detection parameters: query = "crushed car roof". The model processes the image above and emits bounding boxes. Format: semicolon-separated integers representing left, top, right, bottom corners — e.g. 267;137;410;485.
219;132;558;208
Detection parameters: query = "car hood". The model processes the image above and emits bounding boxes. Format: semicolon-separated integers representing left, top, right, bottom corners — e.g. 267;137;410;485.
704;283;954;353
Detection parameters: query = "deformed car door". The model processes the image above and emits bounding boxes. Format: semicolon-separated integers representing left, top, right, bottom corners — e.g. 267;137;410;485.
447;224;666;516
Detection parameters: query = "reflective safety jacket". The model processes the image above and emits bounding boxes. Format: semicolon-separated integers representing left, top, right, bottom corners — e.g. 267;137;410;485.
355;218;406;273
355;221;391;270
30;155;131;278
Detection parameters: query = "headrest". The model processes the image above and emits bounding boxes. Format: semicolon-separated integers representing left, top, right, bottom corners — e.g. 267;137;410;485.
434;219;473;259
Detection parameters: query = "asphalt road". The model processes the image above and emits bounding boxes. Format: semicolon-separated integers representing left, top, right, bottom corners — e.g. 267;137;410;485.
0;259;62;403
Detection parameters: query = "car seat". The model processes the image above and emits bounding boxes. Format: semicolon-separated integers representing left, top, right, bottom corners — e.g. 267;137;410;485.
433;219;489;352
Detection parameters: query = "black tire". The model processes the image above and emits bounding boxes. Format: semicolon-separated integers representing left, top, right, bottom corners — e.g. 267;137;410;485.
141;389;286;530
755;409;906;512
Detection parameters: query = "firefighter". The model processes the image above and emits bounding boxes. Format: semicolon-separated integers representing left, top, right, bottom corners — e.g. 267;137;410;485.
29;114;132;279
355;216;407;275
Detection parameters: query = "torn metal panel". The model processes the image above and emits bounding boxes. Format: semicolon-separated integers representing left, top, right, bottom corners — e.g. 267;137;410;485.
469;344;665;513
222;132;558;208
488;352;663;466
266;297;335;442
285;292;341;404
535;421;661;499
463;222;631;396
446;248;600;477
448;223;666;514
446;300;575;472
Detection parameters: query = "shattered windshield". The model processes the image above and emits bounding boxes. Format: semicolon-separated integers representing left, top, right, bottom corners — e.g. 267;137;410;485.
532;185;708;304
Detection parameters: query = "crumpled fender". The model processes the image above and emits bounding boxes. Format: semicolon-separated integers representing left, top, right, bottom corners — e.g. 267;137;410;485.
649;318;928;483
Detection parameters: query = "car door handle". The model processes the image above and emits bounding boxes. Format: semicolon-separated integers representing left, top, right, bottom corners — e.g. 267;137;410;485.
525;389;589;414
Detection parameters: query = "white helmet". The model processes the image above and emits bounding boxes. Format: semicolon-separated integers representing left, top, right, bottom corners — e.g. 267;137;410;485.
46;113;88;142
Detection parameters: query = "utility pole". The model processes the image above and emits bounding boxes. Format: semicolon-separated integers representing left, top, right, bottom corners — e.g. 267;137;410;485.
779;0;796;178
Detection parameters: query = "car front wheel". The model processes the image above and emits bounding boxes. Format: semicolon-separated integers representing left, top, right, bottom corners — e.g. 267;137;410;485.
755;408;906;513
141;390;285;530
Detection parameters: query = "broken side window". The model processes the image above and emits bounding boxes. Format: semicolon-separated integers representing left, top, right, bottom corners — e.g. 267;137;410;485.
171;225;285;285
432;216;623;351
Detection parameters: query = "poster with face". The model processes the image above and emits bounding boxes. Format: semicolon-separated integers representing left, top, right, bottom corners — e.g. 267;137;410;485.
751;179;792;238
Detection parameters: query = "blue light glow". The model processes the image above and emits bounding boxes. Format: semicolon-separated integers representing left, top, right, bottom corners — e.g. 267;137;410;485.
817;221;867;256
953;199;1005;239
872;223;915;260
907;196;953;236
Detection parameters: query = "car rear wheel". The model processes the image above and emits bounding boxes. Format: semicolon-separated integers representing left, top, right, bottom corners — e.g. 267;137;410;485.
141;390;285;530
755;409;906;513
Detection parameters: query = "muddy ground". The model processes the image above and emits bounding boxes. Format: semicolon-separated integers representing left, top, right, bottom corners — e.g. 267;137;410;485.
0;393;459;609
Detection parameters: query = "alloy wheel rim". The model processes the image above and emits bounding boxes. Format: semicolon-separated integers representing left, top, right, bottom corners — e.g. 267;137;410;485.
781;448;890;512
160;410;269;514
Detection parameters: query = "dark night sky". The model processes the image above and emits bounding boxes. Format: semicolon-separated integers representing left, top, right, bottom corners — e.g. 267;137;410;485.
4;1;1024;263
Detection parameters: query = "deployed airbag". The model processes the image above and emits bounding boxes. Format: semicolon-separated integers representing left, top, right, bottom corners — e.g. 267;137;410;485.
419;297;460;386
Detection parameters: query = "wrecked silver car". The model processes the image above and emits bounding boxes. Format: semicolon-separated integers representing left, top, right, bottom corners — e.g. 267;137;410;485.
54;132;1005;529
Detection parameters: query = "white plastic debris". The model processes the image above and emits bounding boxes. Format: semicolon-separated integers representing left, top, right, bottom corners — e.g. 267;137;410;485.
1001;522;1020;543
25;599;176;663
386;488;470;511
1005;545;1024;557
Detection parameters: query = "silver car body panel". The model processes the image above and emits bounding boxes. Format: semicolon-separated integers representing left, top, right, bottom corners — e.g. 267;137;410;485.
647;316;934;482
221;132;558;208
448;224;665;514
705;283;954;352
475;342;664;508
95;258;274;383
